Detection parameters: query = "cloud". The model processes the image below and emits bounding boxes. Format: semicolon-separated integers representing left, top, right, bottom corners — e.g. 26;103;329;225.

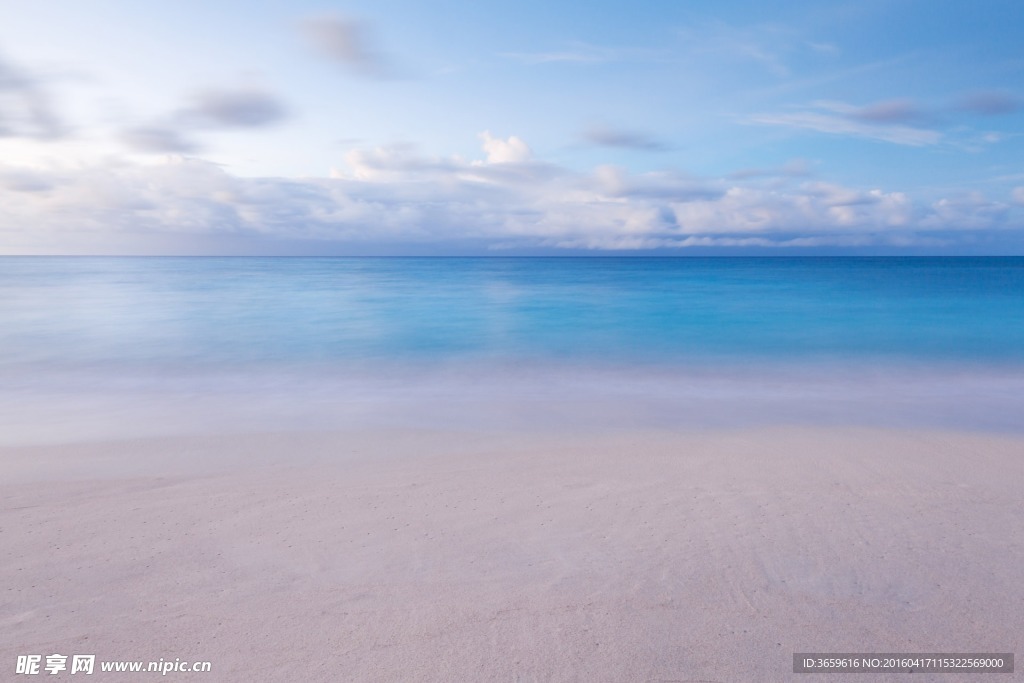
182;88;288;128
120;86;288;153
920;192;1009;230
668;183;913;236
806;41;840;55
340;143;460;181
300;15;392;78
120;125;199;154
478;131;532;163
592;165;719;202
728;158;811;180
752;92;1024;148
1014;187;1024;206
0;53;65;140
844;98;924;124
675;21;831;78
956;90;1021;115
0;166;57;193
583;126;668;151
501;42;623;65
2;133;1022;254
750;100;940;146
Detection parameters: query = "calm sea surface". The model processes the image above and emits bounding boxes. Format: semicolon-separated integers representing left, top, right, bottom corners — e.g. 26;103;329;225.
2;256;1023;370
2;256;1023;442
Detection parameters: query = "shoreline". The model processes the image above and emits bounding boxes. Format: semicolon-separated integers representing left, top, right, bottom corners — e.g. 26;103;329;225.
3;426;1022;680
4;361;1024;449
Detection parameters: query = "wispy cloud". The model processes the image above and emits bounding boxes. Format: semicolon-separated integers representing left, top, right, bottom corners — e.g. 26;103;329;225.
583;126;669;151
119;86;289;154
751;89;1024;148
182;88;288;128
119;125;199;154
501;42;659;66
806;41;840;55
0;53;66;140
748;56;910;99
750;99;941;146
674;20;826;78
955;90;1021;115
728;158;812;180
839;98;925;124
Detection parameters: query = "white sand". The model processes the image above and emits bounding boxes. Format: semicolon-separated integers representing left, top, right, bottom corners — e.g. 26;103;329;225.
2;427;1022;681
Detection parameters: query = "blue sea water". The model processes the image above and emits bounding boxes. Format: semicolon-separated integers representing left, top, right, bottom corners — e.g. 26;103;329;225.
2;256;1023;369
2;256;1023;442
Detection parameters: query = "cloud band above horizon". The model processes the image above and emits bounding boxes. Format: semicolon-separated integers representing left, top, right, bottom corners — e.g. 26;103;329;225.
2;132;1023;255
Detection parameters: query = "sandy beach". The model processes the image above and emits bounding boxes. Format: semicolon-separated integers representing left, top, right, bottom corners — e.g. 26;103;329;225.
4;0;1024;676
3;426;1021;681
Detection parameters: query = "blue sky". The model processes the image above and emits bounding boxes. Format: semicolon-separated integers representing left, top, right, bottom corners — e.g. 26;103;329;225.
1;0;1022;254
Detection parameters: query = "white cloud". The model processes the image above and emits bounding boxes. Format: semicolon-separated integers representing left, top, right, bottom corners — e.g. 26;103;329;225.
920;193;1009;230
477;131;532;164
1;133;1021;254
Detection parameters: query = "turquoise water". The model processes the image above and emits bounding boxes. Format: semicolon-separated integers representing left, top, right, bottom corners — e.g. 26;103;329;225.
2;256;1023;370
2;256;1023;441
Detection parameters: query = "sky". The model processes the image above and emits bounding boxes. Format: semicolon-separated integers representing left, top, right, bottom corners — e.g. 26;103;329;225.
1;0;1023;255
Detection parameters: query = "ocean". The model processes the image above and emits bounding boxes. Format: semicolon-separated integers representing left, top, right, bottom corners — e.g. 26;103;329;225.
2;256;1023;443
